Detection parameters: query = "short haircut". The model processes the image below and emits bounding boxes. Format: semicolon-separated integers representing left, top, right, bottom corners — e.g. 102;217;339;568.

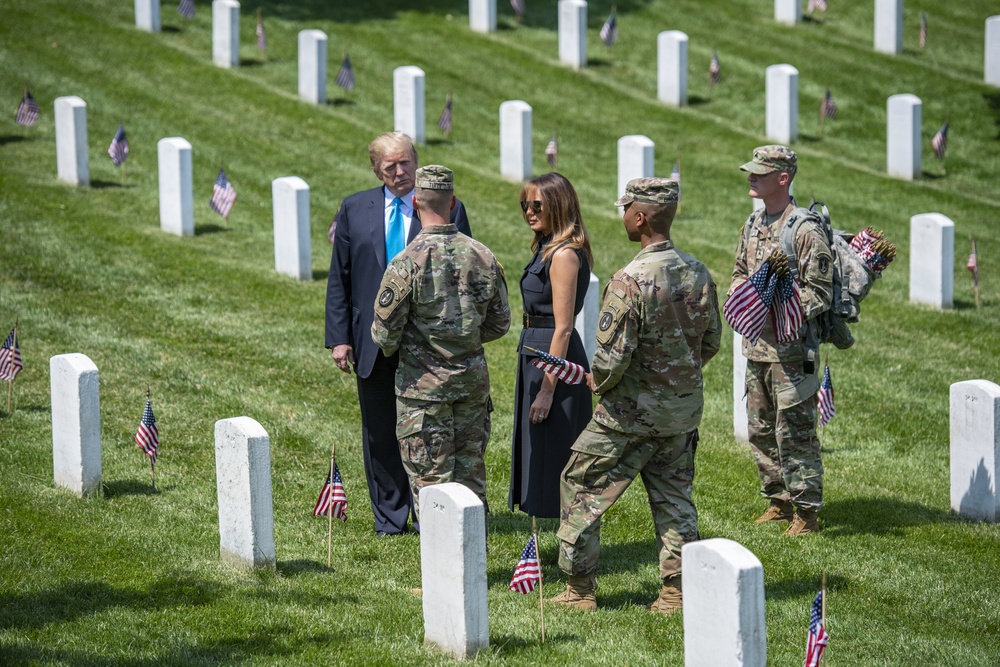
368;132;418;172
633;201;677;234
414;186;453;217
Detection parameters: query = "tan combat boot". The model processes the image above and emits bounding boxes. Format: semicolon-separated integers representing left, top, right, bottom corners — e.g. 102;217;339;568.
550;574;598;611
784;508;820;536
647;577;682;615
755;499;794;524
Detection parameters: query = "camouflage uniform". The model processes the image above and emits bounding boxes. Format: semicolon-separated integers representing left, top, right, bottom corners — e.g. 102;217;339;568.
557;178;722;580
371;166;510;517
730;146;833;511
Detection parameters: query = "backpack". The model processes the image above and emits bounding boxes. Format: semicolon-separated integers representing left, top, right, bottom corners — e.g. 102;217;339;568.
779;201;881;350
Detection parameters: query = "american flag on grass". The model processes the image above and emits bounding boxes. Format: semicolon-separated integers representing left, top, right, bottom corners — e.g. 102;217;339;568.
511;0;526;19
773;275;804;343
931;121;948;160
804;591;829;667
709;51;721;84
723;261;778;344
336;54;355;91
545;133;558;169
821;88;838;119
108;124;129;167
600;9;618;47
177;0;195;20
209;168;237;219
314;463;348;521
967;237;978;289
509;535;541;594
670;159;681;199
0;327;22;382
807;0;827;12
256;14;267;51
919;12;927;49
817;364;835;426
525;346;586;385
16;90;39;127
135;398;160;463
438;93;452;134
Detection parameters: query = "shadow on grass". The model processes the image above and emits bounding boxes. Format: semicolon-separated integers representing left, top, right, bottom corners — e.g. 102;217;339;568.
921;169;947;180
425;137;452;146
239;58;264;68
688;95;711;106
491;630;581;653
276;559;336;577
821;496;952;537
983;90;1000;139
766;572;851;602
1;404;48;417
327;98;356;107
0;135;27;146
161;25;181;34
90;179;125;189
195;224;230;235
103;479;169;497
312;268;329;281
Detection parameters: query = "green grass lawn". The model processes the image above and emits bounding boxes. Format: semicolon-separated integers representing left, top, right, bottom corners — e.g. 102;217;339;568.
1;0;999;664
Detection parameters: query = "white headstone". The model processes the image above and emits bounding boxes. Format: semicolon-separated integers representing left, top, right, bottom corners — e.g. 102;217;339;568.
985;17;1000;87
135;0;161;32
774;0;801;25
499;100;532;182
298;30;328;105
733;331;748;444
420;483;489;659
272;176;312;281
158;137;194;237
874;0;903;54
214;417;276;569
212;0;240;68
54;96;89;187
950;380;1000;523
558;0;587;70
765;64;798;144
50;354;101;497
394;66;426;145
617;135;655;207
469;0;496;33
574;272;600;366
908;212;954;309
683;538;766;667
886;94;921;180
657;31;688;107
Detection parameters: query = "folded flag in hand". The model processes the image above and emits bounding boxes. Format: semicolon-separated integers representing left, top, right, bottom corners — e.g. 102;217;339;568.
523;346;586;385
723;259;779;344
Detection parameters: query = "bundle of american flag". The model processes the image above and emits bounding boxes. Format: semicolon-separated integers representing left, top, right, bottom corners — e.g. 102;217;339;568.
209;168;237;219
817;363;835;427
314;462;348;521
509;534;541;593
135;397;160;464
107;124;129;167
724;251;803;344
523;346;586;385
0;326;22;382
16;90;40;127
804;590;829;667
848;227;896;275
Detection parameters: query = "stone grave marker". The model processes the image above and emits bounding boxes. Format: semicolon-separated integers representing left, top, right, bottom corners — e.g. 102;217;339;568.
657;31;688;107
499;100;532;182
617;135;654;208
212;0;240;68
50;354;101;497
215;417;276;569
766;64;798;144
420;483;489;659
558;0;587;70
272;176;312;281
55;96;89;187
908;213;953;309
574;272;600;365
394;66;426;145
874;0;903;55
774;0;801;26
158;137;194;237
469;0;496;33
950;380;1000;523
298;30;328;105
986;17;1000;86
135;0;161;32
887;94;921;180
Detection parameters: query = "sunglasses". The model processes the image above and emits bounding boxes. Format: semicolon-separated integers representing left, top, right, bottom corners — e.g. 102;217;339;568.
520;200;543;214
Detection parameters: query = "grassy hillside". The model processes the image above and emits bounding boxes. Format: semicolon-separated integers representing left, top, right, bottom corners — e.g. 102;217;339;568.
1;0;998;664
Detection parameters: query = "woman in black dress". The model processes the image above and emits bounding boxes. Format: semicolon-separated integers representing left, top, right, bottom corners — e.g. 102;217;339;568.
509;172;594;518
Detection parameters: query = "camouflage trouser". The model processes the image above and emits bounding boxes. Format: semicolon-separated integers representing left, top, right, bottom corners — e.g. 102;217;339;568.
396;395;491;520
746;359;823;510
556;423;698;580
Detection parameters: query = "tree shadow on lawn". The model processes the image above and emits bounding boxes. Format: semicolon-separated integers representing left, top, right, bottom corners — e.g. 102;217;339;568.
820;495;953;537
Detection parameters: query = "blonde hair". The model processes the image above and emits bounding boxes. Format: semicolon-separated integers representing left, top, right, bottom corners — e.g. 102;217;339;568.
368;132;418;172
521;172;593;267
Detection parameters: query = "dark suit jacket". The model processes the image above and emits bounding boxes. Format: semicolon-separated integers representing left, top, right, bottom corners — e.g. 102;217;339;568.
325;185;472;379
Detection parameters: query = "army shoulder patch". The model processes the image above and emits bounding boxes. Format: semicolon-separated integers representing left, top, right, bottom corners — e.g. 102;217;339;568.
595;280;632;346
374;272;412;320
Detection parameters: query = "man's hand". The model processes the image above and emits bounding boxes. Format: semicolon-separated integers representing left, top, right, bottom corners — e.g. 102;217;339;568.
331;344;355;374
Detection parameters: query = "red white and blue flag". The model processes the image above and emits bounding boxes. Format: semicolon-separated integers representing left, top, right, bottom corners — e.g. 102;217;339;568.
177;0;195;19
16;90;40;127
314;463;348;521
438;93;453;134
336;54;356;91
773;275;805;343
821;88;838;120
804;591;829;667
209;168;237;219
807;0;827;12
509;535;541;594
256;15;267;51
108;124;129;167
136;398;160;463
545;133;558;169
709;51;721;84
0;327;22;382
817;364;835;426
723;261;778;344
931;121;948;160
526;347;586;385
919;12;928;49
510;0;526;18
599;10;618;47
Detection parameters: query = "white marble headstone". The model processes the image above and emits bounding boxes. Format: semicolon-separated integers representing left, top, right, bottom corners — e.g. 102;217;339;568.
272;176;312;281
986;16;1000;87
298;30;328;105
908;212;954;309
886;94;921;180
499;100;532;182
683;538;766;667
617;135;654;207
55;96;89;187
766;64;798;144
469;0;496;33
657;31;688;107
394;66;426;145
950;380;1000;523
574;272;600;366
212;0;240;68
558;0;587;70
774;0;801;25
733;331;748;444
420;483;489;659
135;0;161;32
874;0;903;55
158;137;194;237
215;417;276;569
50;354;102;497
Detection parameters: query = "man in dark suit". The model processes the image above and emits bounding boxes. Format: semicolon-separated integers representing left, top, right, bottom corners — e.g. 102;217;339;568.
325;132;472;536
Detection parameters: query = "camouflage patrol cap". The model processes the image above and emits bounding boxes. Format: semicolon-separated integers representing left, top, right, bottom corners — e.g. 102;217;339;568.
414;164;454;190
613;177;679;206
739;145;797;176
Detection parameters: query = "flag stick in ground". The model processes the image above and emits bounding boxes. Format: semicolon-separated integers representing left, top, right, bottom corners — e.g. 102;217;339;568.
327;444;336;568
969;234;979;309
821;571;828;667
532;516;545;644
6;316;18;412
147;385;155;490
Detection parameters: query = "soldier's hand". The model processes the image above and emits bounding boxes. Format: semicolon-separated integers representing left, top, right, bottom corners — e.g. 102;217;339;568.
331;345;355;374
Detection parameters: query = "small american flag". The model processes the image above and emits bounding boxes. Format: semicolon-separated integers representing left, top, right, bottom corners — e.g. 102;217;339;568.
817;364;835;427
256;15;267;51
723;262;778;344
16;90;39;127
336;54;355;92
545;133;558;169
0;327;22;382
509;535;541;594
804;591;829;667
821;88;838;120
438;93;452;134
919;12;927;49
511;0;526;18
313;463;348;521
807;0;827;12
709;51;721;85
773;275;804;343
135;398;160;463
527;347;586;385
209;168;237;219
599;10;618;47
670;159;681;199
107;124;129;167
931;121;948;160
177;0;195;20
967;237;978;289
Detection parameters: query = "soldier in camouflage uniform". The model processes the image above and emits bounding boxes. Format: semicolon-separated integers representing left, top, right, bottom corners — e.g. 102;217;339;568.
371;165;510;520
730;146;833;536
552;178;722;614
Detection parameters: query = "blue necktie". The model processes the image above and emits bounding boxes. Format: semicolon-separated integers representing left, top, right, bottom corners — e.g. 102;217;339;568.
386;197;404;261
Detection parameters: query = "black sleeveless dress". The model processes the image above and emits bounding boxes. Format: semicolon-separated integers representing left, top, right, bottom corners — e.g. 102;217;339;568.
508;238;594;518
